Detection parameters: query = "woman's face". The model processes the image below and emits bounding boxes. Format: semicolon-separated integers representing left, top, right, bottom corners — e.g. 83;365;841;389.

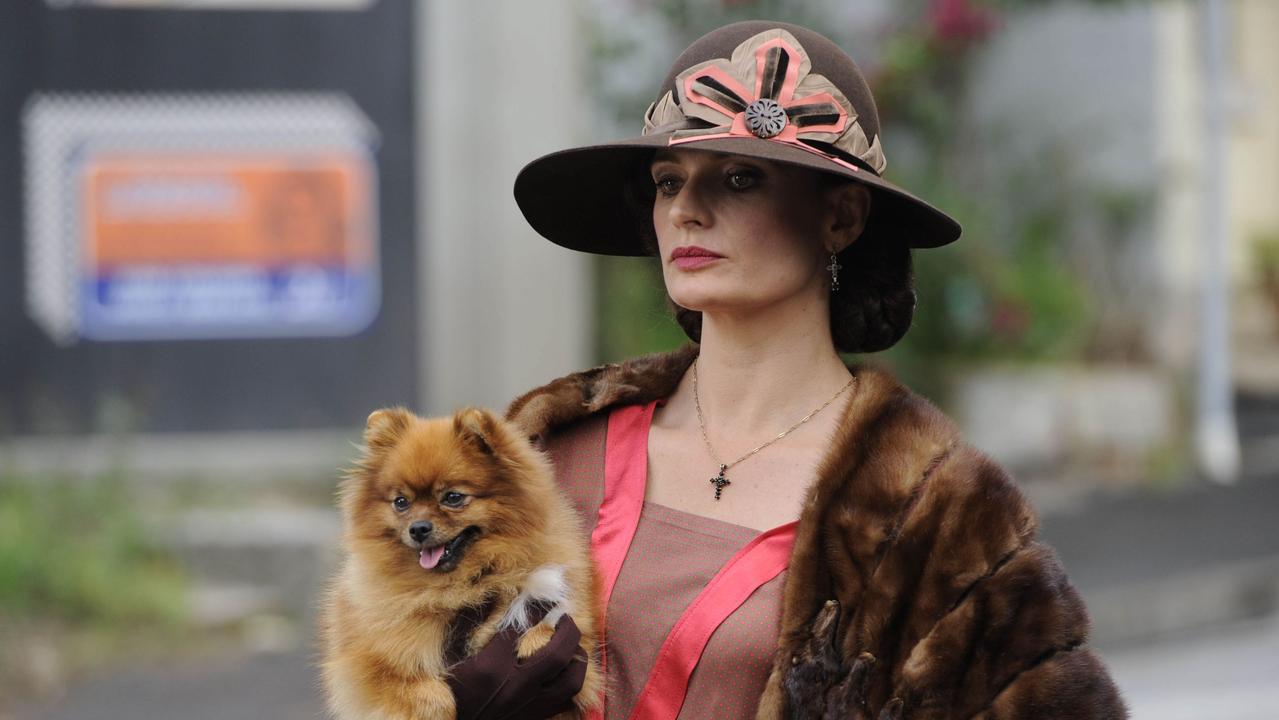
649;147;838;317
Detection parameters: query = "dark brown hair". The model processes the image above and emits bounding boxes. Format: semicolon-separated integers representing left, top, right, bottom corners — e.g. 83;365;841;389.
624;153;916;354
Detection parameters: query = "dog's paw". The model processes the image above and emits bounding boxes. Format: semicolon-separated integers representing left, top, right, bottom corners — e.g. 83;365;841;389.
514;621;557;660
498;564;570;632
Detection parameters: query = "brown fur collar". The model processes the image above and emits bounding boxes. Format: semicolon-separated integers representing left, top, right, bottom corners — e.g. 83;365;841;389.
506;344;1126;719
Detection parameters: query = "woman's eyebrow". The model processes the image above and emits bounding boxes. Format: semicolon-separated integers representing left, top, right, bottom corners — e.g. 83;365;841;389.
649;161;684;177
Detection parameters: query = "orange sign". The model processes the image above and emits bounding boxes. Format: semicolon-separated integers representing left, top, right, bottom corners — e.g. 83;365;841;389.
84;152;374;270
74;149;380;340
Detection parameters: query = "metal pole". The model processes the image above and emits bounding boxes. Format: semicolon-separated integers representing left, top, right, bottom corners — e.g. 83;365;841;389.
1196;0;1241;484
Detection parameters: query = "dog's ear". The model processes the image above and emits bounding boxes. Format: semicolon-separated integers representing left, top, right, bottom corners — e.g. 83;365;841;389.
364;407;414;455
453;407;502;457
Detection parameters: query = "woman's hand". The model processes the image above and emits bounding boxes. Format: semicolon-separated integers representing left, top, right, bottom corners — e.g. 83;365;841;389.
447;613;588;720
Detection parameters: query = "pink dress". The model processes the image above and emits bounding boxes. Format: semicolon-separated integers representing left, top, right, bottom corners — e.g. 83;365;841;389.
544;399;789;720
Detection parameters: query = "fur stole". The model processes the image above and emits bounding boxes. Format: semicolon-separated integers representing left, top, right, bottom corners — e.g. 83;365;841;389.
506;344;1127;719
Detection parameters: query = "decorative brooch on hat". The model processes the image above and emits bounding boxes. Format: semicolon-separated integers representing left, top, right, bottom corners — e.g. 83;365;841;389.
643;28;887;176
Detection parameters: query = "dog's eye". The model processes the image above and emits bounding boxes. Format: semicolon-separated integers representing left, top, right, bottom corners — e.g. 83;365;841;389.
441;491;465;507
392;496;410;512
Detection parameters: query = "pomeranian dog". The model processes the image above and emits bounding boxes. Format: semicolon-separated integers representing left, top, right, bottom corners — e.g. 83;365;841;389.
319;405;603;719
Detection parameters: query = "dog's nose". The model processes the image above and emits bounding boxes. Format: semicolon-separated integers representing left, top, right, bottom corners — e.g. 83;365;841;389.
409;520;433;543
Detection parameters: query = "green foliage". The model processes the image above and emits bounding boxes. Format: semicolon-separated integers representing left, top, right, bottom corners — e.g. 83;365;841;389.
880;172;1093;396
0;471;186;629
596;255;689;362
1256;231;1279;288
1255;231;1279;333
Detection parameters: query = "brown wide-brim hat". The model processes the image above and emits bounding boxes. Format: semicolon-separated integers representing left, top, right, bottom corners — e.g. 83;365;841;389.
514;20;961;257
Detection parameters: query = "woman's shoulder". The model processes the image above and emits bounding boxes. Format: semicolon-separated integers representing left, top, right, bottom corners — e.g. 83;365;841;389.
845;360;1032;514
819;360;1048;608
503;345;698;445
812;365;1126;717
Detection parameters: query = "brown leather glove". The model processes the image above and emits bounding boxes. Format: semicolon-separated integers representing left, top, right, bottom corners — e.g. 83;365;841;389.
446;612;588;720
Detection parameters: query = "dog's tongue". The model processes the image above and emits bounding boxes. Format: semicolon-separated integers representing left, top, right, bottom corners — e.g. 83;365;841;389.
420;544;445;570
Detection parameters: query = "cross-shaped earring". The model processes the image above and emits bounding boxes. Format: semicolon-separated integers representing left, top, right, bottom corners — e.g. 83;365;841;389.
827;252;842;292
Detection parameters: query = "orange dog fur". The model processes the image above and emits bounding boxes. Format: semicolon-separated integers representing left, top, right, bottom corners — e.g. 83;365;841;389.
318;406;604;719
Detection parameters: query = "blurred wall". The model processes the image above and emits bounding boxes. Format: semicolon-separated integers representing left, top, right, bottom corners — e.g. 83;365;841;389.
965;2;1157;192
417;0;592;416
1153;0;1279;386
1230;0;1279;283
1152;0;1204;370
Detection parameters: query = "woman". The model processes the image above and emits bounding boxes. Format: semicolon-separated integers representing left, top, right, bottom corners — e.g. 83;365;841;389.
448;20;1127;720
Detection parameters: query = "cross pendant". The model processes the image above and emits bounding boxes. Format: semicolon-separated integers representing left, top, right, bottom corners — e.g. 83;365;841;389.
709;464;731;501
826;257;842;291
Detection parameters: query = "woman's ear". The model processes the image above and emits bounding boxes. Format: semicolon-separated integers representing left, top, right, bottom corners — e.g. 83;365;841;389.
824;183;871;254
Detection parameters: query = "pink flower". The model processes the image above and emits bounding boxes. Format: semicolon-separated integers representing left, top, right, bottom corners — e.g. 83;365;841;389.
928;0;999;45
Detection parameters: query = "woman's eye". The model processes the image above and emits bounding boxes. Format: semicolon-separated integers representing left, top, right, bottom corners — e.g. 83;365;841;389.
441;491;465;507
726;169;759;190
392;496;410;512
653;176;682;197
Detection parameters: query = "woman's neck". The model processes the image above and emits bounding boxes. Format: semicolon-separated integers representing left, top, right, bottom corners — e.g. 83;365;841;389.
674;295;855;442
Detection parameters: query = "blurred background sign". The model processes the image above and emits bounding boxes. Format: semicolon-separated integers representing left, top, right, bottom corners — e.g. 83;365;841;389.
0;0;418;435
43;0;375;9
25;94;380;343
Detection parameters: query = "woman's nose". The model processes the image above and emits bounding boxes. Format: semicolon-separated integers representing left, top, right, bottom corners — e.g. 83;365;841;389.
667;176;712;228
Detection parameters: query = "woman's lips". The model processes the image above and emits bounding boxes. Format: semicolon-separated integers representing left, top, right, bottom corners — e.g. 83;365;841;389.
671;246;723;270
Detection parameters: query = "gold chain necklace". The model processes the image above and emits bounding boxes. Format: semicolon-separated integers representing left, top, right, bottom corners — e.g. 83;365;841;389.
692;357;856;500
